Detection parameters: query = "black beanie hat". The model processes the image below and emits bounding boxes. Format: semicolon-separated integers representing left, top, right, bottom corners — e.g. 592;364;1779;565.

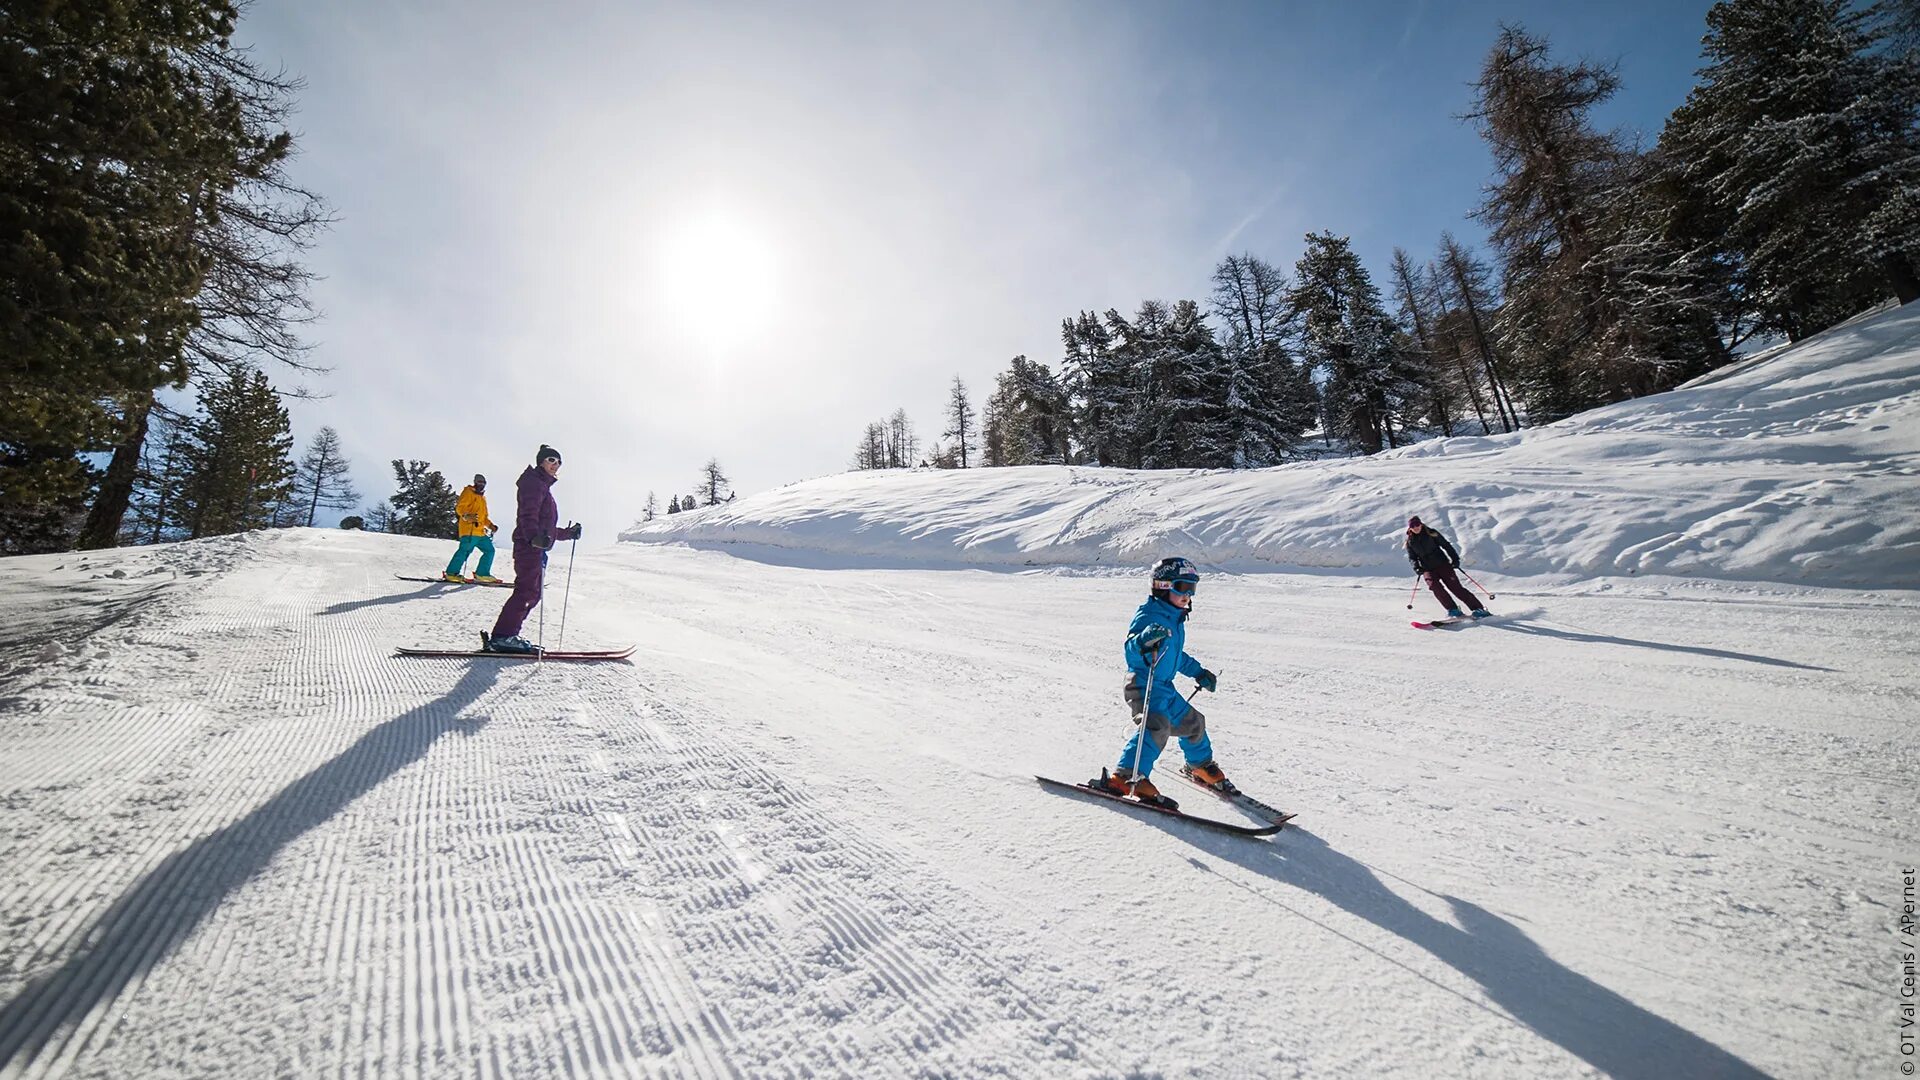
537;444;562;465
473;473;486;486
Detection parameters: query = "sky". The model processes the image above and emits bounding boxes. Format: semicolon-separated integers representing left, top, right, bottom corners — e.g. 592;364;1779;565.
237;0;1720;540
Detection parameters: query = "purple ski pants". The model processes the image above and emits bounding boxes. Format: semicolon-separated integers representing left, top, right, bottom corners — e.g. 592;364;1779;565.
1424;565;1482;612
490;547;545;639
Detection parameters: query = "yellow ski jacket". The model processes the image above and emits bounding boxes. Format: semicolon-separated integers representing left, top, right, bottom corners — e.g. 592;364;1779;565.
456;486;495;537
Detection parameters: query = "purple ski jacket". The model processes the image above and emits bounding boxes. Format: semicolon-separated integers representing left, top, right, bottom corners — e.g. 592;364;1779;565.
510;465;562;552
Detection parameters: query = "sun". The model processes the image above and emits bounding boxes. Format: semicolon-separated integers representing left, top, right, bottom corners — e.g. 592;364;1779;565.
655;208;780;350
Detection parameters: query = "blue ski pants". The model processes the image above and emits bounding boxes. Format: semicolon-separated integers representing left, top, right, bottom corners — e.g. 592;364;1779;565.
1115;674;1213;777
446;534;496;578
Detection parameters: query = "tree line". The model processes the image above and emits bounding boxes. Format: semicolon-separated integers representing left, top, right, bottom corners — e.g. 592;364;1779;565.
855;2;1920;471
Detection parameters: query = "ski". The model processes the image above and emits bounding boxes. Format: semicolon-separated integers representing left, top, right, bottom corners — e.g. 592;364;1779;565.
1410;617;1465;630
395;644;634;661
1175;766;1298;826
1034;775;1285;838
395;575;515;588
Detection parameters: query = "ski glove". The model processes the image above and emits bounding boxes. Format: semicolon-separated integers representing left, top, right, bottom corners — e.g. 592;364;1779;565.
1133;625;1171;654
1196;668;1217;693
562;523;583;541
531;533;554;551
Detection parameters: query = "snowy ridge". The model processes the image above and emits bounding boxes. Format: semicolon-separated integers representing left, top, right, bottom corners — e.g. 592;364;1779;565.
623;302;1920;588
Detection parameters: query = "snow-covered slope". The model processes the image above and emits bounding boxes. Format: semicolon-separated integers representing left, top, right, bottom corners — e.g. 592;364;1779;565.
624;302;1920;588
0;529;1912;1077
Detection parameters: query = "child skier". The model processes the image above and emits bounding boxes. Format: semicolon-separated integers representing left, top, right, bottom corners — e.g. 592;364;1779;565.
1405;515;1489;619
485;446;583;654
444;474;500;583
1099;557;1230;807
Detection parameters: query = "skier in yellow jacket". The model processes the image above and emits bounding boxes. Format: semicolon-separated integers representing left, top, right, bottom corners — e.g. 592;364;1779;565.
443;474;501;583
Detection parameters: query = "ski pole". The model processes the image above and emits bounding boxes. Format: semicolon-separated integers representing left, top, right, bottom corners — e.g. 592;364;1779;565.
1459;567;1496;600
557;538;577;649
1125;646;1157;797
536;553;547;661
1407;574;1420;610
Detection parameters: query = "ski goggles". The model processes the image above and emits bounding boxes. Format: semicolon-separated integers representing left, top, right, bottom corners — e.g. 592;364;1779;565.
1168;579;1198;595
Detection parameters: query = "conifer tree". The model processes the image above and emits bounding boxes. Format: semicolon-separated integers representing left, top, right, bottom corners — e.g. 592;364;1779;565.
1433;235;1521;432
643;491;658;522
1470;26;1728;419
851;423;888;470
1210;254;1314;462
698;458;731;506
1288;233;1407;455
941;376;976;468
387;460;457;538
667;496;681;515
1061;311;1123;465
886;409;918;469
289;427;360;527
1658;0;1920;338
364;501;396;532
171;369;297;538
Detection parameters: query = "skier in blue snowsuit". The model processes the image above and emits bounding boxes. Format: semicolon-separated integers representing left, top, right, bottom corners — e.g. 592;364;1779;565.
1101;557;1232;806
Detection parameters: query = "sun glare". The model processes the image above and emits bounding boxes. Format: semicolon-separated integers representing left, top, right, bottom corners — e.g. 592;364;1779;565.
656;208;780;351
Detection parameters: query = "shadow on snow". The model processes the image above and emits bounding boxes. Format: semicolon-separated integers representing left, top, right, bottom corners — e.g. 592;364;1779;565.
0;663;505;1070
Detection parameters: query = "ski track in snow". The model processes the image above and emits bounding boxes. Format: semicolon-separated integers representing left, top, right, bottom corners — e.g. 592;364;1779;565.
0;533;1109;1079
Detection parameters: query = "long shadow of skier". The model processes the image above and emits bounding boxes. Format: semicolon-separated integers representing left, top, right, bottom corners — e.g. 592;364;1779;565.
0;662;505;1071
1174;823;1769;1078
316;582;452;617
1485;617;1830;671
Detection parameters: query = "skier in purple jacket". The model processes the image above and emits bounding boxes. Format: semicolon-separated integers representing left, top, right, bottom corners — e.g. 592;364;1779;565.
485;445;583;653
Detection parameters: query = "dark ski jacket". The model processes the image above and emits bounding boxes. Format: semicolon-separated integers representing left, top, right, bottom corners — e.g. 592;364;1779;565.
511;465;562;553
1405;526;1460;573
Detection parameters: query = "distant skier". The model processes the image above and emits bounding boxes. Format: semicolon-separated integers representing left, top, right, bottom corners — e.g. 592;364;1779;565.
443;474;500;583
1406;516;1489;619
1099;557;1229;807
485;446;583;654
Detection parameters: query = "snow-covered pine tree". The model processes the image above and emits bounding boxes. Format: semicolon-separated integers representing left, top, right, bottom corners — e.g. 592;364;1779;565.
1210;254;1314;464
1288;233;1401;455
1658;0;1920;340
1060;311;1123;466
171;368;297;538
1470;26;1727;419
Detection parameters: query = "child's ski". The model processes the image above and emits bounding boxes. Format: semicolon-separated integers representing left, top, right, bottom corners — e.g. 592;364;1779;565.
1175;765;1298;826
1034;775;1285;838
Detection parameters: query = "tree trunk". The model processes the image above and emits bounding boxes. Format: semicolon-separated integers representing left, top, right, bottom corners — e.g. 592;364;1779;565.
76;390;154;550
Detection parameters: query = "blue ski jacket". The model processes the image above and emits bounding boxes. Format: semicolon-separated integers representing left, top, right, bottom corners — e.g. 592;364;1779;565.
1124;595;1206;720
